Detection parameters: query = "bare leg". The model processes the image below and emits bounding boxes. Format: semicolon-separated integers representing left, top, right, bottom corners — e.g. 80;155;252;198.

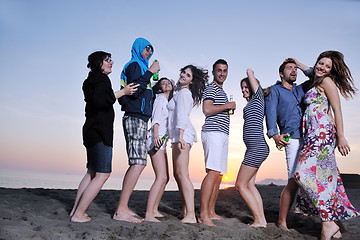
209;175;223;220
71;172;110;222
321;221;340;240
113;164;145;223
199;170;220;226
172;143;196;223
153;153;169;218
278;178;298;231
172;147;186;219
248;172;266;227
235;165;266;227
70;170;95;216
153;186;166;217
145;150;169;222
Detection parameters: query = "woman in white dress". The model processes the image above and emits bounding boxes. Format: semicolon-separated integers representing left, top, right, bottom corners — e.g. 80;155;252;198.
145;77;174;222
168;65;208;223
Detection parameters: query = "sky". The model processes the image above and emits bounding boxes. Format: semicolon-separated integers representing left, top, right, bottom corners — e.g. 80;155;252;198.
1;0;360;188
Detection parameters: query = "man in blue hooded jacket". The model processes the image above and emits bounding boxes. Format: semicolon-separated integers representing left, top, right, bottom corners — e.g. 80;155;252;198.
113;38;160;222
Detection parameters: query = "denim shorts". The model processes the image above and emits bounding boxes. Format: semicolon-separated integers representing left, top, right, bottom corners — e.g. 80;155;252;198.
86;141;112;173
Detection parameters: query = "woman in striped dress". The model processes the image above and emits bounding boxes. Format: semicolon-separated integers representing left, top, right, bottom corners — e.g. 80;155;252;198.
235;68;269;227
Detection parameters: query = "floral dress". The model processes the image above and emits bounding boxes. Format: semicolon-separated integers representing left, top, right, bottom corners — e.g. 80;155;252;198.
294;87;359;221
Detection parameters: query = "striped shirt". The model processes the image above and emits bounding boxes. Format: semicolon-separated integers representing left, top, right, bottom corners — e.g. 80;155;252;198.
201;81;230;135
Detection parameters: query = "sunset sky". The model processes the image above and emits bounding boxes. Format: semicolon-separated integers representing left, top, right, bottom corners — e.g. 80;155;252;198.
1;0;360;188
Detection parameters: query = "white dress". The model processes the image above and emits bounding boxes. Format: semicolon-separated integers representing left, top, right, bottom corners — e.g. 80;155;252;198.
167;88;197;146
146;93;169;151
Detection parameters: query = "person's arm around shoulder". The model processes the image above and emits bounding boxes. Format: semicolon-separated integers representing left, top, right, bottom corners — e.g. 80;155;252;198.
321;77;350;156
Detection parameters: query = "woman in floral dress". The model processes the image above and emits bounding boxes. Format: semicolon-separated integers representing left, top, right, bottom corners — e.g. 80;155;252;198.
292;51;359;240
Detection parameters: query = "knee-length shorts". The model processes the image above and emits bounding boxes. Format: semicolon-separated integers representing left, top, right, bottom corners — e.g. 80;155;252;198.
123;116;148;166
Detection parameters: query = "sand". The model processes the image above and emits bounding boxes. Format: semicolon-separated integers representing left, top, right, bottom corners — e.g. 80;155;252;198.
0;185;359;240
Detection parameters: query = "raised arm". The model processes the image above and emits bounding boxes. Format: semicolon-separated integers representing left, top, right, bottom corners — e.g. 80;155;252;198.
285;58;310;72
246;68;259;93
321;77;350;156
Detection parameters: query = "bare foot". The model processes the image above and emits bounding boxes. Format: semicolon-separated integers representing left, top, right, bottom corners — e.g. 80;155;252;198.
113;212;144;223
198;216;216;226
333;231;342;239
153;211;164;218
321;221;340;240
249;222;267;228
181;215;197;224
210;213;223;220
71;213;91;223
127;209;141;218
145;216;161;222
277;222;290;232
333;221;344;239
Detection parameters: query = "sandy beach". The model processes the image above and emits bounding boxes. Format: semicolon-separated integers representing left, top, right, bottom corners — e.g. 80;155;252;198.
0;184;359;240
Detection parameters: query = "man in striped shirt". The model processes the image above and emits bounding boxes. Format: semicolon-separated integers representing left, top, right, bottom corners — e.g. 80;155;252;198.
199;59;236;226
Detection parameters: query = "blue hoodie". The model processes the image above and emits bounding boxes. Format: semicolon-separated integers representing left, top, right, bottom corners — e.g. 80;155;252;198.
118;38;154;122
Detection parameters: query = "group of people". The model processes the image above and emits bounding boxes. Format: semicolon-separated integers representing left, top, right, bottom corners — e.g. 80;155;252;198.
70;37;359;240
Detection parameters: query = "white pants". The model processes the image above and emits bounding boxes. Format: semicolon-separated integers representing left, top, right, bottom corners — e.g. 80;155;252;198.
285;138;303;179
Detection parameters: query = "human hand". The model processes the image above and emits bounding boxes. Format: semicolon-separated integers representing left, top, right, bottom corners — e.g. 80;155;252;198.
227;101;236;110
179;138;187;150
337;135;350;156
149;60;160;74
154;135;162;148
246;68;254;77
124;83;140;95
285;58;299;66
273;134;290;150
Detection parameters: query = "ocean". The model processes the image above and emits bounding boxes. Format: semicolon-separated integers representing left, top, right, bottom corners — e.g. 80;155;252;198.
0;169;236;190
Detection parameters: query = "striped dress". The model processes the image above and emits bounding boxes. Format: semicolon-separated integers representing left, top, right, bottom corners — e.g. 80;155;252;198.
242;86;269;168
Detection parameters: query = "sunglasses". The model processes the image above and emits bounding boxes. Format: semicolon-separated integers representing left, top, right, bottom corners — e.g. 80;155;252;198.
145;45;153;53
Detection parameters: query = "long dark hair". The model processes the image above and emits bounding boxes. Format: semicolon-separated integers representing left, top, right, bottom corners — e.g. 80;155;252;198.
87;51;111;72
151;77;174;104
309;51;357;99
178;65;209;107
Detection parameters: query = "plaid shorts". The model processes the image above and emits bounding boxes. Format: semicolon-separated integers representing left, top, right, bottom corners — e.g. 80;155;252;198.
123;116;148;165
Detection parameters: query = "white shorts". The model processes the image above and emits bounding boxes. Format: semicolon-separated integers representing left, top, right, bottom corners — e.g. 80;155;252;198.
201;131;228;175
285;138;303;179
